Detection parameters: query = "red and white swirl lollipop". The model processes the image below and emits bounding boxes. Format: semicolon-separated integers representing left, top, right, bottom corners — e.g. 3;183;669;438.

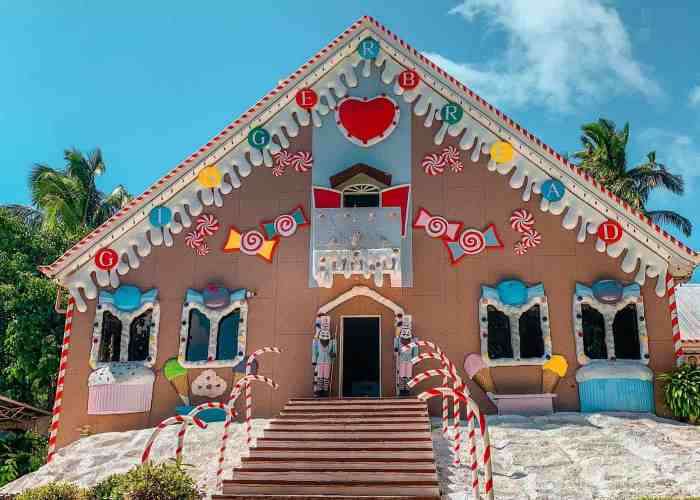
510;208;535;233
241;230;265;255
421;153;446;176
442;145;460;166
425;216;449;239
184;231;204;250
195;241;210;256
196;214;220;237
514;242;528;256
521;229;542;248
274;214;298;237
459;229;486;255
291;151;313;173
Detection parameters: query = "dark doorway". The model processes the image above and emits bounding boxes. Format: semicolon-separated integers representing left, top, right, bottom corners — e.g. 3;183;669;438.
342;317;381;397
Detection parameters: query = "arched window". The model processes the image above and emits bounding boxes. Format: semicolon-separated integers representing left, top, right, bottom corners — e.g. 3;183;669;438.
90;286;159;368
479;280;552;366
573;281;649;365
179;286;251;368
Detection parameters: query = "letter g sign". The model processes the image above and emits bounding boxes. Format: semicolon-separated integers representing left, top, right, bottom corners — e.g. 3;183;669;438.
95;248;118;271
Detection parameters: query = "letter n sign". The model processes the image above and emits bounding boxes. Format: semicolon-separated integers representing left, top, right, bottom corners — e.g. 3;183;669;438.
597;220;623;244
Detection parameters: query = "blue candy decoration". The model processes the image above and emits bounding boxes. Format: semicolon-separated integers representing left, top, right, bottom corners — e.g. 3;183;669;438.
149;206;172;228
541;179;566;202
203;284;230;309
497;280;528;306
592;280;624;304
357;37;380;59
114;285;143;312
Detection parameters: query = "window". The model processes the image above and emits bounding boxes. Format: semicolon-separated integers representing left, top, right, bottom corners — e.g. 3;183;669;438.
342;184;381;208
90;286;159;368
179;286;249;368
479;280;552;366
573;281;649;365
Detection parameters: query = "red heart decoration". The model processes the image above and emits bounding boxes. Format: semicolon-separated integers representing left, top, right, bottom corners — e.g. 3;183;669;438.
336;95;399;147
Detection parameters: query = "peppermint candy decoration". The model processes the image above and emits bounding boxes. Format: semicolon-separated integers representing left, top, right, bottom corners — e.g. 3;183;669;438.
521;229;542;248
514;242;528;256
510;209;535;233
273;150;293;168
442;146;460;165
195;214;220;237
425;216;449;239
272;163;286;177
184;231;204;249
459;229;486;255
241;230;265;255
196;242;210;256
450;160;464;173
291;151;313;173
274;214;297;237
421;153;446;176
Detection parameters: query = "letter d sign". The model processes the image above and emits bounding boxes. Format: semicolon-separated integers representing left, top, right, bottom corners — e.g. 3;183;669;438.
597;220;623;244
95;248;118;271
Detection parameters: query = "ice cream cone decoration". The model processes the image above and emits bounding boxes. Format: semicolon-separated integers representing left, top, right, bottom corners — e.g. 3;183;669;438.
542;355;568;394
164;358;190;405
464;353;496;394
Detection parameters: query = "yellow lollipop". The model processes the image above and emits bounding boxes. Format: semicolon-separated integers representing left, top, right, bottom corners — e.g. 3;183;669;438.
490;141;514;164
198;165;222;188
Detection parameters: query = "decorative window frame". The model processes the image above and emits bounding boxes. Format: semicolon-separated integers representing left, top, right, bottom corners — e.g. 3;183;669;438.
573;282;649;366
178;288;249;368
479;282;552;367
90;288;160;369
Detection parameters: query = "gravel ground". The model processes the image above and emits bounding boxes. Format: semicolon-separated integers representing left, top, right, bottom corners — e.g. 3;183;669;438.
1;413;698;499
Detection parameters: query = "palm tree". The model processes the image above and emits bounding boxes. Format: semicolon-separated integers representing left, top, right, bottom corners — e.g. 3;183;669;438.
573;119;692;236
25;148;132;231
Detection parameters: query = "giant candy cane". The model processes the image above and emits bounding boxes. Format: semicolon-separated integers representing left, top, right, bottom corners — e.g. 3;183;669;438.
244;347;282;446
141;415;207;464
418;386;494;500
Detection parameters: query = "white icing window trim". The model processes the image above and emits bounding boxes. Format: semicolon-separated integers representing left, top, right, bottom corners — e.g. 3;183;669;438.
479;296;552;367
573;289;649;366
90;302;160;369
178;299;248;368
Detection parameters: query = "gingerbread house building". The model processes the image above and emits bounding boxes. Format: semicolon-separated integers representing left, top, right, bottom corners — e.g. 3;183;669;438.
40;16;699;451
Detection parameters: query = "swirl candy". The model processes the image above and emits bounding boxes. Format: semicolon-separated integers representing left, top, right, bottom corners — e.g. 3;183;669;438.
195;214;220;237
426;216;449;239
514;241;528;256
459;229;486;255
421;152;446;176
450;160;464;173
271;164;286;177
261;206;309;240
184;231;204;250
195;242;210;256
291;151;313;173
510;208;535;233
273;150;293;168
412;207;461;241
223;226;278;263
442;145;460;166
521;229;542;248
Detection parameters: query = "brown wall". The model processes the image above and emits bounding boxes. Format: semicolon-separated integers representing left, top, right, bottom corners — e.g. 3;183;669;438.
55;113;676;449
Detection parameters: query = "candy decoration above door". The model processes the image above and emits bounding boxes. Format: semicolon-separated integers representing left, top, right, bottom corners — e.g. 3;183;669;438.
335;95;399;147
260;206;309;240
223;227;279;263
444;224;504;264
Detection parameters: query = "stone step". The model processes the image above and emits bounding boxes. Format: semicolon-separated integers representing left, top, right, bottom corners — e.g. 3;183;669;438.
238;460;436;472
254;440;433;450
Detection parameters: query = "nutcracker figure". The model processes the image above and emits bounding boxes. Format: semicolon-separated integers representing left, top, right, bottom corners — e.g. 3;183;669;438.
312;315;336;397
394;315;417;396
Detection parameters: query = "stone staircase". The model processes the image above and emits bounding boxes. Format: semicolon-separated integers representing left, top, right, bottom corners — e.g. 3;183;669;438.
213;397;441;499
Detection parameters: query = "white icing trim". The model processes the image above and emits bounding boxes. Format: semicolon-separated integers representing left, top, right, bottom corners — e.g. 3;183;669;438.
58;23;695;310
575;360;653;383
573;285;650;366
90;302;160;370
479;295;552;367
178;299;248;368
317;285;404;315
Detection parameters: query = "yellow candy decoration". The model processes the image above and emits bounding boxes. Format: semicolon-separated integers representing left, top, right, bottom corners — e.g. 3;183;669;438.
490;141;514;164
198;165;222;188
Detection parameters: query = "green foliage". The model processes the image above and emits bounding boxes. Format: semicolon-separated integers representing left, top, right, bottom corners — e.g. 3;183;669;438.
573;118;692;236
0;210;88;408
90;462;202;500
0;431;47;487
14;481;89;500
657;364;700;422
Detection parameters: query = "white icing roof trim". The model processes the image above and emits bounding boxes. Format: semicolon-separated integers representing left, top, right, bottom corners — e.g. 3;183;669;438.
88;362;156;387
50;20;696;311
575;360;653;383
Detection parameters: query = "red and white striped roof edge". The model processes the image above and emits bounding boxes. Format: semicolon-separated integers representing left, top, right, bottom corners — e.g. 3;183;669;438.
39;15;699;280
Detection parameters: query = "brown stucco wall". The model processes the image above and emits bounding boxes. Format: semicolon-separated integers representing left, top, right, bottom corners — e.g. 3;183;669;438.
54;112;675;450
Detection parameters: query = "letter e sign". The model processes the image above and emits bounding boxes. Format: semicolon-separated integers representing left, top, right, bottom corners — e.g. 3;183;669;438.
597;220;623;244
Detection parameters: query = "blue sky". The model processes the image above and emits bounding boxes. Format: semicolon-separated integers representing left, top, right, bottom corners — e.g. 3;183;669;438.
1;1;699;279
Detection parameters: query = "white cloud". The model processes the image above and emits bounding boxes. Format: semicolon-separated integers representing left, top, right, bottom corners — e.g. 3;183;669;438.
423;0;663;112
690;86;700;107
638;128;700;195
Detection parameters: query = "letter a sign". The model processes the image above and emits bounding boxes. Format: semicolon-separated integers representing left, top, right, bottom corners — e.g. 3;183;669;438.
597;220;623;244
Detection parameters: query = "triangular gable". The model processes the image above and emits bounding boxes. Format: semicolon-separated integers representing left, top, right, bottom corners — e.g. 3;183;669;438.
39;15;699;311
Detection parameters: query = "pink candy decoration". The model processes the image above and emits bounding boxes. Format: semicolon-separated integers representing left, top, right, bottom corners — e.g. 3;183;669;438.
514;242;528;255
291;151;313;172
184;231;204;249
421;153;445;176
196;242;210;256
271;150;313;176
521;229;542;248
510;208;535;233
196;214;220;237
442;145;460;165
450;160;464;173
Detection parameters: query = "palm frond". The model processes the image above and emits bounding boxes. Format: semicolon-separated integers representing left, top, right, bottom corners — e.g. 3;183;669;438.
646;210;693;236
0;204;43;228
